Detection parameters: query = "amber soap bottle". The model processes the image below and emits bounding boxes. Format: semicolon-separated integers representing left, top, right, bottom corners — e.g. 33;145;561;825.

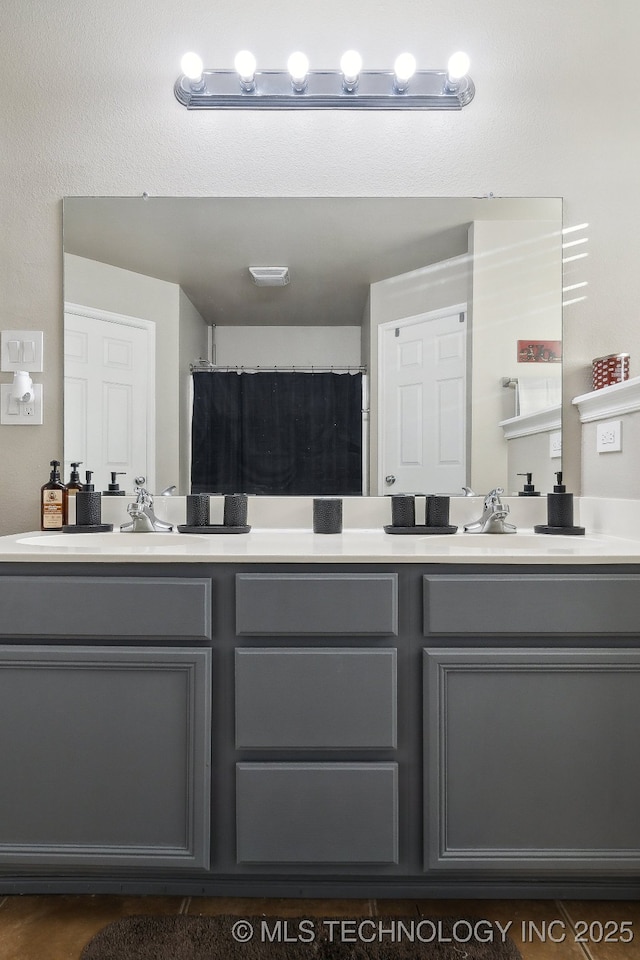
41;460;67;530
64;461;84;524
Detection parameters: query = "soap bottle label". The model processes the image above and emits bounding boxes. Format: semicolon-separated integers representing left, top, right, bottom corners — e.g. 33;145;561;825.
42;490;64;529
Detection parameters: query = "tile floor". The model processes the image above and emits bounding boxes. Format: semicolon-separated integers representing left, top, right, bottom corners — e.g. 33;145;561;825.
1;896;640;960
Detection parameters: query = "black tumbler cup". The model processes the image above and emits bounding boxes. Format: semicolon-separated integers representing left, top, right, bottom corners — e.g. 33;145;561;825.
186;494;210;527
425;495;450;528
391;494;416;527
224;493;248;527
313;498;343;534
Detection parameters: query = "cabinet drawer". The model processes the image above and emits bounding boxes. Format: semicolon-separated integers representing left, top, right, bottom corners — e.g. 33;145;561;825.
236;762;398;864
424;574;640;636
0;576;211;640
236;574;397;636
235;648;397;749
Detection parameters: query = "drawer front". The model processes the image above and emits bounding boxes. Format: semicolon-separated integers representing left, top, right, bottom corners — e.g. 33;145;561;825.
235;648;397;749
0;576;211;640
424;574;640;636
236;574;398;636
236;762;398;864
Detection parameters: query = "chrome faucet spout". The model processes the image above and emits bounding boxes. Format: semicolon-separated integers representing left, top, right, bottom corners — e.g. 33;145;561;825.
119;477;174;533
463;487;517;534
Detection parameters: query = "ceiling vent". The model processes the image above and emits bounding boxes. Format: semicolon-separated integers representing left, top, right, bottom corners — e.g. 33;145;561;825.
249;266;290;287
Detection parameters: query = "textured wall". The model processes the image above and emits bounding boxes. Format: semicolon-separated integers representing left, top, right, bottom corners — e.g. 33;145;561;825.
1;0;637;533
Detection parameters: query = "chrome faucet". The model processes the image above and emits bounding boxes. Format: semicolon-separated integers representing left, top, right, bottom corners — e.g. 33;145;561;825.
464;487;517;534
120;477;174;533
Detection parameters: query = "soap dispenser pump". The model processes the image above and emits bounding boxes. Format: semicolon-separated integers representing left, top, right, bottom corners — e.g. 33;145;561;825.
534;471;585;536
517;472;540;496
103;471;126;496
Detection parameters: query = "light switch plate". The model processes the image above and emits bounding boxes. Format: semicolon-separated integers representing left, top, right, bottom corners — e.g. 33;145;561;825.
1;330;44;372
549;430;562;459
0;383;43;424
596;419;622;453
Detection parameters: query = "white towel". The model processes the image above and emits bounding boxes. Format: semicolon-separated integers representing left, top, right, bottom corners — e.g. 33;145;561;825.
517;377;562;417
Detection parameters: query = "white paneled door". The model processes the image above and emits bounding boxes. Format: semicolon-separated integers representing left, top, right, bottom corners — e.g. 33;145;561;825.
379;307;467;495
64;306;155;493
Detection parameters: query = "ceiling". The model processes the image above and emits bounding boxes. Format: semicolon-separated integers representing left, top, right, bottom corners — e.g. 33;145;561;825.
63;197;561;327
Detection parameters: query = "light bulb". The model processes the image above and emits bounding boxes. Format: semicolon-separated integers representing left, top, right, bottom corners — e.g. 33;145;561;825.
447;51;470;81
287;51;310;88
394;52;417;84
234;50;257;84
340;49;363;86
180;52;204;82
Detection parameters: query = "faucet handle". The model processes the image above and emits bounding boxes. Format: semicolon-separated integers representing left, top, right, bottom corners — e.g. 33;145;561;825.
133;476;152;506
484;487;504;507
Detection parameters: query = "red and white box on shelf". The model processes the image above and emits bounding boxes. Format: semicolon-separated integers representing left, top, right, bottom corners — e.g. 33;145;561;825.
592;353;630;390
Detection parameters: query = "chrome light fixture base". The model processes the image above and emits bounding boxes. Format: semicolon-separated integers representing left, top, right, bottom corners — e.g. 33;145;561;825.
174;69;475;111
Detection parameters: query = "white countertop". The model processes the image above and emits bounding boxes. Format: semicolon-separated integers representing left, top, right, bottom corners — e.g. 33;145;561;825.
1;528;640;563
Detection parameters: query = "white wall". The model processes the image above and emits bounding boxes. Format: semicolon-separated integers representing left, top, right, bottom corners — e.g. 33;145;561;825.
469;220;562;492
214;326;361;367
0;0;638;533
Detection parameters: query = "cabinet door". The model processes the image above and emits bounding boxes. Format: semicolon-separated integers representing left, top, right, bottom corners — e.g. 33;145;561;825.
0;646;211;869
424;648;640;873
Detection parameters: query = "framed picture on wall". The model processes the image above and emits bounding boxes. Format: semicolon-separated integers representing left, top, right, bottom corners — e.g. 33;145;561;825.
517;340;562;363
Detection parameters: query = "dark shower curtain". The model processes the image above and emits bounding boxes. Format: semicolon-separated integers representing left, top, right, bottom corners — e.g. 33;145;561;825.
191;370;363;495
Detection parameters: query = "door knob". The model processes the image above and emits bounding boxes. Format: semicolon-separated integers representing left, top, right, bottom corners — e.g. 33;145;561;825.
385;475;397;485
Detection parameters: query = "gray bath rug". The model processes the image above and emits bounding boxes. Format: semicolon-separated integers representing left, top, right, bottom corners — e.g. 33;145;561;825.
80;914;523;960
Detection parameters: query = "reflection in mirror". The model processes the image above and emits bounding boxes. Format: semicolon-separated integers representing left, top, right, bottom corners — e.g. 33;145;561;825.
63;197;563;496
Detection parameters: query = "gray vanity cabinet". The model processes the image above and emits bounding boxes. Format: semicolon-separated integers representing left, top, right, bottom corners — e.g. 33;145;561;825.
423;648;640;874
0;645;211;870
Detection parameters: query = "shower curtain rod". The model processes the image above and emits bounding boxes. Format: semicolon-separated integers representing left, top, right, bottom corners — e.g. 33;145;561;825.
190;362;367;373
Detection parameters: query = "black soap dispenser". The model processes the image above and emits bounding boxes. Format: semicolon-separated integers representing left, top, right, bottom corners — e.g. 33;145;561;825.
64;470;113;533
534;472;585;536
103;471;126;496
517;472;540;496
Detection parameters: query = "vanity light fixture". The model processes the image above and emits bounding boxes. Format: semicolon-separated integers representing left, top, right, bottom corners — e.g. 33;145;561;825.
174;49;474;110
249;266;290;286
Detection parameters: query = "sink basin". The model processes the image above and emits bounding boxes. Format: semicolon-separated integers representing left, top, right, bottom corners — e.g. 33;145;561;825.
17;532;207;547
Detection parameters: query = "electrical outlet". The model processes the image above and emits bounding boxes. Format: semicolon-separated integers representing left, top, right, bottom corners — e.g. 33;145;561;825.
596;419;622;453
0;383;43;424
549;431;562;459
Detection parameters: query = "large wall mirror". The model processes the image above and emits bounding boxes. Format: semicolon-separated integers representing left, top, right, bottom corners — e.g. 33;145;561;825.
63;197;563;497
